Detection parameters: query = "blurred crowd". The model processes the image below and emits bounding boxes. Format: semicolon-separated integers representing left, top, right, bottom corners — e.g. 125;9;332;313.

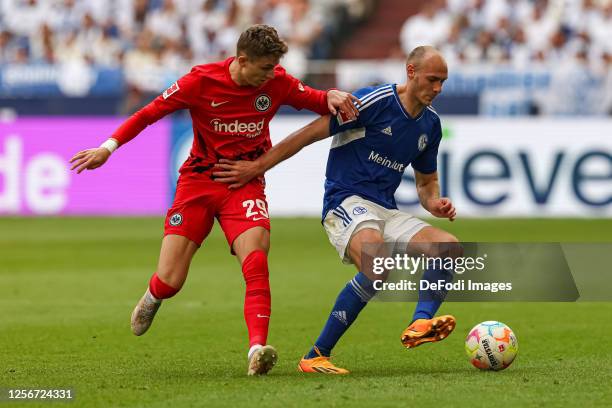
400;0;611;72
1;0;609;115
0;0;362;92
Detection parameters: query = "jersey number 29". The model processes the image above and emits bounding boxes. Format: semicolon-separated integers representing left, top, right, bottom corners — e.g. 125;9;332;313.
242;199;269;221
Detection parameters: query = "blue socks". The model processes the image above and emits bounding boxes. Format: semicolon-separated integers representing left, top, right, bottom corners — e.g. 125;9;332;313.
306;272;376;358
412;267;454;321
304;265;454;358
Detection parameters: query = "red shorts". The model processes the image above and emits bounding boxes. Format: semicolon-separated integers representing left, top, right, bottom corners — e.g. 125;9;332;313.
164;176;270;248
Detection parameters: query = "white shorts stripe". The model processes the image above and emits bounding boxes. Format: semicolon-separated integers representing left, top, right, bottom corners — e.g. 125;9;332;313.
332;209;351;226
337;205;352;221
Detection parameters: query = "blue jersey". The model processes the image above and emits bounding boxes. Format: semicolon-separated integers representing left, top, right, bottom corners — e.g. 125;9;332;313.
322;83;442;219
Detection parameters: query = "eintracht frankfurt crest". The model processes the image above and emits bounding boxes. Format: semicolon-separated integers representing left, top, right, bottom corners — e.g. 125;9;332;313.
169;213;183;226
254;94;271;112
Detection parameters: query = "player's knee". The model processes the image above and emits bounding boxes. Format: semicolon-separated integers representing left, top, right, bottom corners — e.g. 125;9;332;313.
440;239;463;259
233;228;270;263
424;230;462;258
349;228;388;277
350;228;385;257
440;232;459;244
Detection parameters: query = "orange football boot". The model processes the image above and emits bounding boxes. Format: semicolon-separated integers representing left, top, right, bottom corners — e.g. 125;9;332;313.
401;315;456;349
297;347;349;375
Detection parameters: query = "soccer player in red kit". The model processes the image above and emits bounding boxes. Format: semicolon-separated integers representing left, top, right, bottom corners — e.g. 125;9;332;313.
69;24;359;375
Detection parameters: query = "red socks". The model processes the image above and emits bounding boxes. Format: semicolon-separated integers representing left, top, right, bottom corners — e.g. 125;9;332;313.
242;250;271;347
147;252;270;348
149;272;180;299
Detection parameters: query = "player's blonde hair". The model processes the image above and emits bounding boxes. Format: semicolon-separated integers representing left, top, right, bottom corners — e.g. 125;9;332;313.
236;24;288;60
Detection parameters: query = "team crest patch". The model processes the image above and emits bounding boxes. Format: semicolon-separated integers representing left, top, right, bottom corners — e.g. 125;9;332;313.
418;134;428;151
254;94;271;112
162;82;180;99
353;206;368;215
169;213;183;226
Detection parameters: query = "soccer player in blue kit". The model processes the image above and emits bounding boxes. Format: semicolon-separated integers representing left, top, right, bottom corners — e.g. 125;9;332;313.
214;46;459;374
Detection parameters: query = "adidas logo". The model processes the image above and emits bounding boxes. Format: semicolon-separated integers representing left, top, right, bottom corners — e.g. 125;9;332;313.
381;126;393;136
332;310;348;325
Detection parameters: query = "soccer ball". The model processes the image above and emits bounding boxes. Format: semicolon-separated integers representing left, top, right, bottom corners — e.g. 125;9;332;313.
465;321;518;371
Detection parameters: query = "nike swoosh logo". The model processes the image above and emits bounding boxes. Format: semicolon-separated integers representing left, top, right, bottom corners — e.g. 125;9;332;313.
211;100;229;107
256;314;270;318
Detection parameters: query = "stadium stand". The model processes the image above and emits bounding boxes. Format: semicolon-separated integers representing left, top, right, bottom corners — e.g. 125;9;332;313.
336;0;611;116
398;0;611;70
0;0;363;74
0;0;368;113
0;0;609;115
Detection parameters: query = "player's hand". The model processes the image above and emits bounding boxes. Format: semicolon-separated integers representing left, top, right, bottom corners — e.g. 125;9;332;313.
213;159;263;189
69;147;111;174
426;197;456;221
326;90;361;119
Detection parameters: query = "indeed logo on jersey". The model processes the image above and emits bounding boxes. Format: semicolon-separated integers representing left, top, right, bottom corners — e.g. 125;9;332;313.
368;150;405;172
210;118;265;138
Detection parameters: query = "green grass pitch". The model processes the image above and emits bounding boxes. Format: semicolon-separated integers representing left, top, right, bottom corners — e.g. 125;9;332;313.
1;217;611;407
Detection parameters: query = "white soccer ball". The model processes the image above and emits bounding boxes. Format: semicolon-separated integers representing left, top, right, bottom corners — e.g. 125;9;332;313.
465;321;518;371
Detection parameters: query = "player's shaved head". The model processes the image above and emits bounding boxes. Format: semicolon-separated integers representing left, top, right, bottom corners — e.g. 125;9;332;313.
406;46;446;70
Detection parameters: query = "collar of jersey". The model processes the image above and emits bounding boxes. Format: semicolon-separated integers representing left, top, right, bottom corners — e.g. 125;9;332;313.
392;84;425;122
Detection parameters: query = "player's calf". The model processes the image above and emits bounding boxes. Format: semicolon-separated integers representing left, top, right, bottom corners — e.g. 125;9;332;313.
241;249;272;348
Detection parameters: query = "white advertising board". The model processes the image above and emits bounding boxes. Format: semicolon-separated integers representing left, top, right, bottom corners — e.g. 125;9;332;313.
266;116;611;218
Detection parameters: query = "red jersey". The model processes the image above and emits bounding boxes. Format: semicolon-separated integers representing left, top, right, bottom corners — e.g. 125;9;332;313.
112;57;329;177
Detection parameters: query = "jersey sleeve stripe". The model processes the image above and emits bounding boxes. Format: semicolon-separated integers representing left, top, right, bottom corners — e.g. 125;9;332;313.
357;91;394;112
358;85;393;105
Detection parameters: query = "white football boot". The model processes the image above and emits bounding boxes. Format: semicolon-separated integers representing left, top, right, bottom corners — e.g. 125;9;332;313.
130;288;162;336
247;345;278;376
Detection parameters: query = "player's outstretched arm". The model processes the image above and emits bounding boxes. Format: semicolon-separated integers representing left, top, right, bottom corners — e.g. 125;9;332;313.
69;139;118;174
214;115;332;189
414;170;456;221
70;72;198;174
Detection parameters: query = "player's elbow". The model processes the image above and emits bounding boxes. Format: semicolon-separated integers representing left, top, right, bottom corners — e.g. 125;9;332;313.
437;234;462;258
415;171;438;187
301;116;330;144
